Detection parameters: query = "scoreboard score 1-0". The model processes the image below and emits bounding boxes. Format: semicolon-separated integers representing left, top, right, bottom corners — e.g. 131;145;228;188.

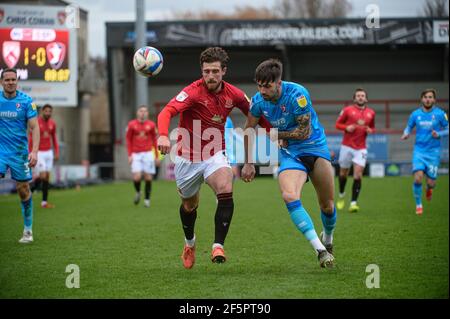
0;28;70;82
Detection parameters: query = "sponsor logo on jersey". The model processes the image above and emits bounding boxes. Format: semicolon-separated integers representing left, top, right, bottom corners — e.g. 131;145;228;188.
357;119;365;126
212;114;223;123
0;111;18;118
176;91;188;102
419;120;433;128
296;95;307;108
270;118;287;127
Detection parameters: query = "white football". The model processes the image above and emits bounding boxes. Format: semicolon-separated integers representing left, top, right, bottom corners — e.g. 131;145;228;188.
133;46;163;77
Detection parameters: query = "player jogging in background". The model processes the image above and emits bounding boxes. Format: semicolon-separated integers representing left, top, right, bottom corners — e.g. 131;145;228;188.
0;68;40;243
29;104;59;208
126;106;159;208
401;89;448;215
335;88;375;213
157;47;270;269
241;59;336;268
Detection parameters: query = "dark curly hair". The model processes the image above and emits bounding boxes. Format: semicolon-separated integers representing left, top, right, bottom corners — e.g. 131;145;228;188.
199;47;229;69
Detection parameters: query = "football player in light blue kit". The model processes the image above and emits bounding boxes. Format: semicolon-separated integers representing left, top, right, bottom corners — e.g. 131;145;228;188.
242;59;336;268
401;89;448;215
0;68;40;243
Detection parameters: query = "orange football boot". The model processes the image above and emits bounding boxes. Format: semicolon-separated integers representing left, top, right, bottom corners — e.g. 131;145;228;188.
211;246;226;263
181;245;196;269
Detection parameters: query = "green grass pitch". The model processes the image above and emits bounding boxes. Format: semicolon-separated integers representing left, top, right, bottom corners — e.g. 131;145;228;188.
0;176;448;298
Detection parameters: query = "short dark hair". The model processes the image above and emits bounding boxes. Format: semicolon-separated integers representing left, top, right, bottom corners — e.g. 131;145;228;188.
254;59;283;85
421;88;436;99
353;88;368;99
1;68;17;79
42;104;53;110
200;47;229;69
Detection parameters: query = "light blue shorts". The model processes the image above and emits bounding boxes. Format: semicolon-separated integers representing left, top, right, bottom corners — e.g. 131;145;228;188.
0;153;32;182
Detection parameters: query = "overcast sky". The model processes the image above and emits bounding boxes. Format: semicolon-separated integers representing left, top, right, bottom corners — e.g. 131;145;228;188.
66;0;430;57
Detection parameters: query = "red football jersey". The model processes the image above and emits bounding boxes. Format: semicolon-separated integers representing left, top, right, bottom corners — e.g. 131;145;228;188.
159;79;271;161
335;105;376;150
29;117;59;156
126;119;157;156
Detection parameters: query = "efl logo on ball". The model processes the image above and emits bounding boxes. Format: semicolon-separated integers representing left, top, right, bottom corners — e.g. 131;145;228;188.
133;46;163;77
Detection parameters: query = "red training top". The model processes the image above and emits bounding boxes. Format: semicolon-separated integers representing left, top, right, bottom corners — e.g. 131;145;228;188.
126;119;157;156
335;104;376;150
29;117;59;157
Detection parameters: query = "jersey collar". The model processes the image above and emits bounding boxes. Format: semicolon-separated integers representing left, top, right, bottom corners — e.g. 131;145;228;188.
2;90;17;100
421;105;435;113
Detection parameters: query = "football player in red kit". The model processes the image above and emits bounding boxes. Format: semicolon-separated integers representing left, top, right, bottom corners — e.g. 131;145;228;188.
29;104;59;208
126;106;159;208
335;88;375;213
157;47;271;269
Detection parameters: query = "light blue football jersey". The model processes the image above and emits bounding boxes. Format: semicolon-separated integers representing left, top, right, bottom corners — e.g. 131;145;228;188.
404;106;449;155
250;81;328;158
0;90;37;156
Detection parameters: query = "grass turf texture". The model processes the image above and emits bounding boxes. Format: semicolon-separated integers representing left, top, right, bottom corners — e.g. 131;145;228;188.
0;176;448;298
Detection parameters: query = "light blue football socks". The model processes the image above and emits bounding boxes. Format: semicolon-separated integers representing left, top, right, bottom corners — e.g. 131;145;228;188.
413;182;422;206
286;200;325;252
21;196;33;232
321;207;337;234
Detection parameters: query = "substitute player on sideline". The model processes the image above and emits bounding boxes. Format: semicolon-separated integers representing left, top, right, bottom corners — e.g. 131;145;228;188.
401;89;448;215
335;88;375;213
157;47;270;269
29;104;59;208
126;106;158;208
241;59;336;268
0;68;40;243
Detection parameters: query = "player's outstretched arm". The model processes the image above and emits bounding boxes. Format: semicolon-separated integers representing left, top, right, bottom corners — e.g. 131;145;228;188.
157;105;178;154
402;112;416;140
433;112;449;138
52;123;60;161
277;113;311;140
28;117;39;168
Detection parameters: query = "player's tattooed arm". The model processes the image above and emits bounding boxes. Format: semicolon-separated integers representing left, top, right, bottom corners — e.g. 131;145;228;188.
277;113;311;140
